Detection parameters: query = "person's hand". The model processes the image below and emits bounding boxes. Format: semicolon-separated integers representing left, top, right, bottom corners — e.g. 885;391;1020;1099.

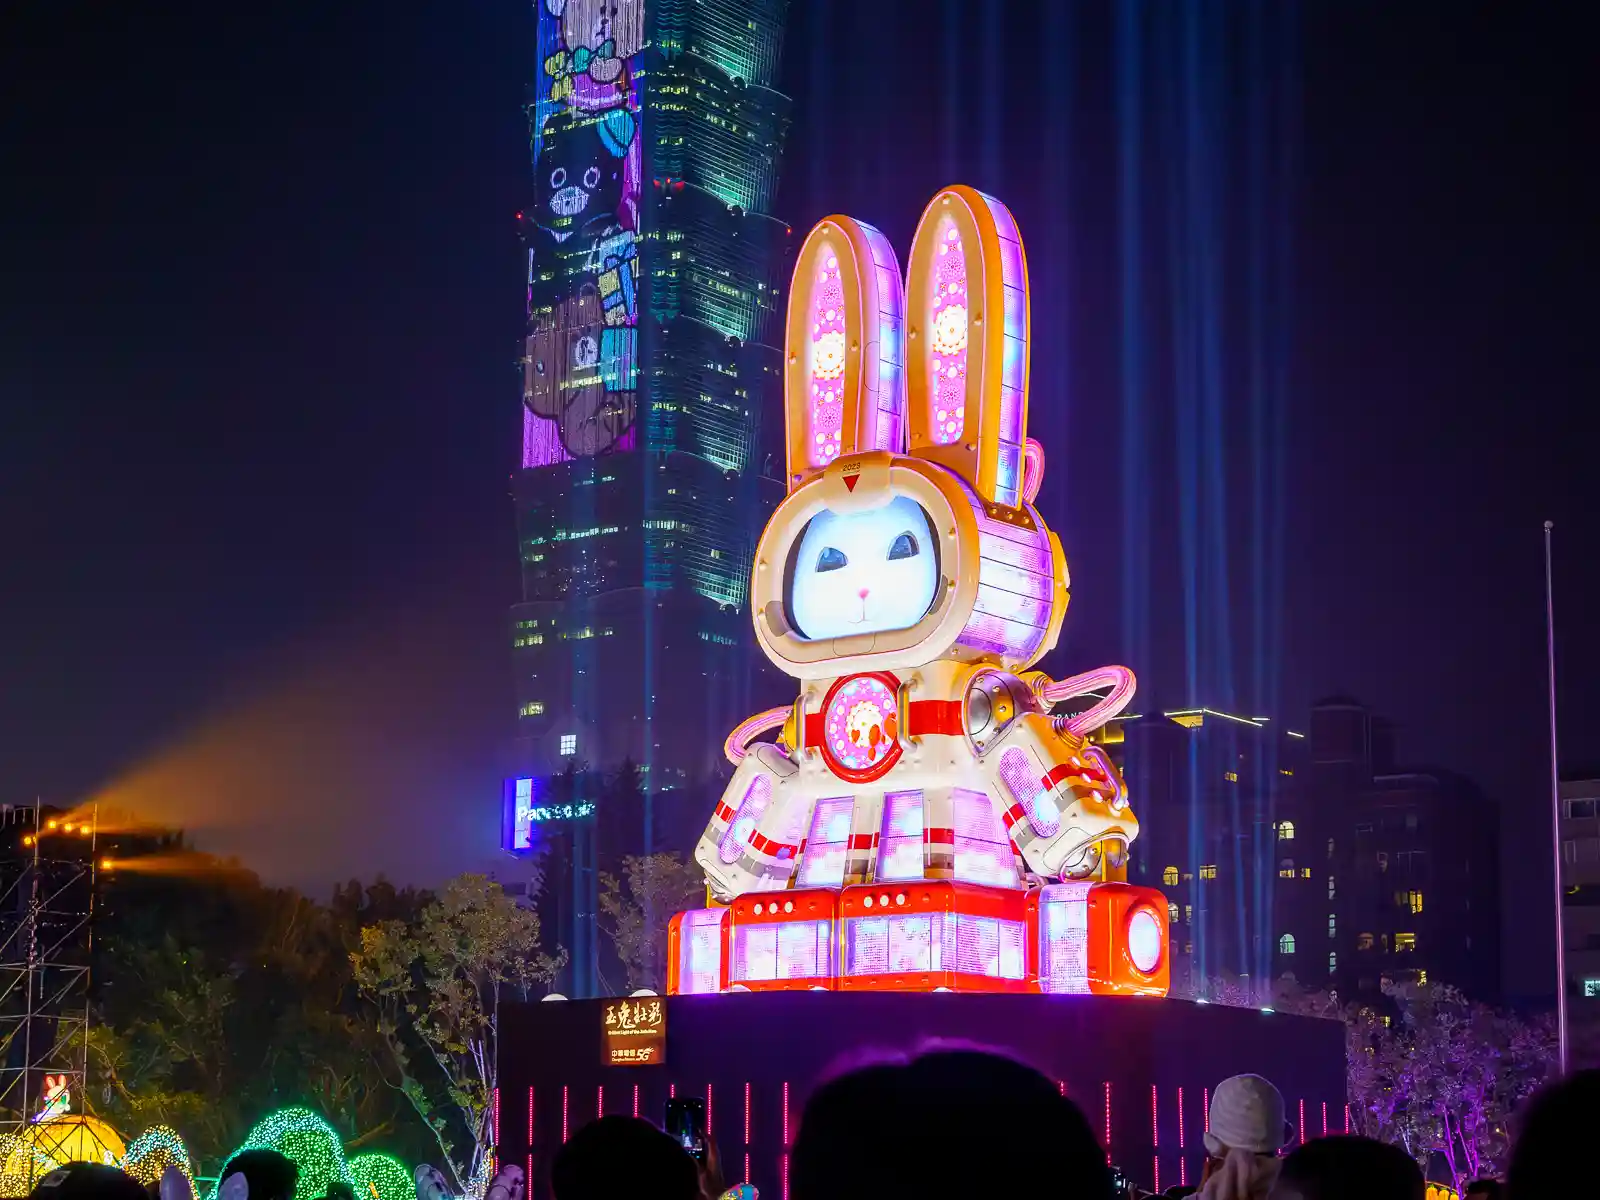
699;1133;726;1200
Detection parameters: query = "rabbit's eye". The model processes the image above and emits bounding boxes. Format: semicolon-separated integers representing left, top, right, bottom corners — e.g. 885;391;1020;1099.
887;532;919;561
550;167;567;188
583;166;601;189
815;546;848;572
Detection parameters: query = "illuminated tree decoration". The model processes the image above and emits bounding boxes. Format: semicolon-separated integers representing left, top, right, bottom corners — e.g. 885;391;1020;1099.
121;1126;195;1192
0;1132;60;1198
229;1109;352;1200
462;1151;496;1200
347;1154;414;1200
928;218;968;445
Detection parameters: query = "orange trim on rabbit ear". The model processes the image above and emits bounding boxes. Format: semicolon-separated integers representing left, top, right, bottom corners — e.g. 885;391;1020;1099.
783;215;907;492
905;186;1031;511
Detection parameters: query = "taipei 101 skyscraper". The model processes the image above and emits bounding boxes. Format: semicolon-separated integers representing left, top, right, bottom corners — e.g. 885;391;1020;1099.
506;0;793;841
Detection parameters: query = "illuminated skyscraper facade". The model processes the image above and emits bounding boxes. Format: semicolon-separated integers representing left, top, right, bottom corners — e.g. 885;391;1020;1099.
511;0;792;792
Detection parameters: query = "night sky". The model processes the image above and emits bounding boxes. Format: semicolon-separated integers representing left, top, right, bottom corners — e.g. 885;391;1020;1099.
2;1;1594;998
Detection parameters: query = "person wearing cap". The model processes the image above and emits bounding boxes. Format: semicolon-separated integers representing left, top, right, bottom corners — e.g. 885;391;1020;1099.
1197;1074;1291;1200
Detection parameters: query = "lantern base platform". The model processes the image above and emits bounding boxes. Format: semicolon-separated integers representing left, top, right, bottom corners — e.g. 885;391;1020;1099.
498;991;1347;1200
668;880;1172;996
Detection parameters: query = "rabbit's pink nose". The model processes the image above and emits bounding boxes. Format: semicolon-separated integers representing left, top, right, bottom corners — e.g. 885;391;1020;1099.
858;588;870;600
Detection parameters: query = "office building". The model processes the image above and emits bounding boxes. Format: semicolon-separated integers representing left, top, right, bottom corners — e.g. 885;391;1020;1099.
1107;697;1502;1001
511;0;794;792
1559;774;1600;1005
1109;707;1311;994
1309;698;1502;1000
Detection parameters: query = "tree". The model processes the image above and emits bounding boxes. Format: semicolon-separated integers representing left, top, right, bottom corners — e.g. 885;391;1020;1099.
597;853;704;992
1345;982;1554;1191
350;874;563;1193
79;853;435;1174
1187;973;1555;1192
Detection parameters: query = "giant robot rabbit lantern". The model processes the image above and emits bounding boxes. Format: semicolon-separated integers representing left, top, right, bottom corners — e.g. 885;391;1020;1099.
670;187;1168;998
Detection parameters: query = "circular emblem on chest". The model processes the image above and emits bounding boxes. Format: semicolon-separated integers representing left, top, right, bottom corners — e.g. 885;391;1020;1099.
819;672;903;782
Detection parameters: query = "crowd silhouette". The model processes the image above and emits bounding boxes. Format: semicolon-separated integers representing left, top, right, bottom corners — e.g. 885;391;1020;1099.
24;1060;1598;1200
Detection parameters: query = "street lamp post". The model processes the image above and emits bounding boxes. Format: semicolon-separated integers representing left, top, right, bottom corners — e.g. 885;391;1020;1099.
1545;519;1568;1076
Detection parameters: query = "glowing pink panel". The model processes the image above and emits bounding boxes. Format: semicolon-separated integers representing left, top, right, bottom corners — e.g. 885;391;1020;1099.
927;217;968;446
846;913;949;975
846;916;889;974
876;790;925;881
732;920;832;983
808;245;848;466
678;908;727;996
797;796;854;887
998;747;1058;837
719;775;774;864
955;477;1058;661
952;914;1026;978
951;788;1019;887
1038;882;1092;994
523;409;574;468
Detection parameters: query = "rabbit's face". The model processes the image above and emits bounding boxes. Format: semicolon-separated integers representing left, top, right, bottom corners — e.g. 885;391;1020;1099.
754;452;1065;680
787;495;939;641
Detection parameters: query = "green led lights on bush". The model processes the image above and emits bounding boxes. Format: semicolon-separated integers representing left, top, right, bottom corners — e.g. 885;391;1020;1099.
348;1154;413;1200
122;1126;195;1192
227;1109;351;1200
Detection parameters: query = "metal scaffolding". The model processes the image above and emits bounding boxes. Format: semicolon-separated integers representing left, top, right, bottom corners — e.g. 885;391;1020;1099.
0;803;97;1158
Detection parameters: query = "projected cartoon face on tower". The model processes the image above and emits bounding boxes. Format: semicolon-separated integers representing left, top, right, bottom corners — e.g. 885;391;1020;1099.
667;186;1171;999
787;496;940;640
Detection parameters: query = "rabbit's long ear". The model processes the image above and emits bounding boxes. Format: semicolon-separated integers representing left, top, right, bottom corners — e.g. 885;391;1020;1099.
904;186;1030;510
782;215;906;491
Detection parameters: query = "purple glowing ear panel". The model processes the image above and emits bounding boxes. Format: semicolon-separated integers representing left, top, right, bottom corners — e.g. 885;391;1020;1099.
788;496;938;641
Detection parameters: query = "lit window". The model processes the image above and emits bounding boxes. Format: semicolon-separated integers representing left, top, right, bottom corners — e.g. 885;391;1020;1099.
1163;865;1179;887
1300;868;1312;878
1224;771;1239;783
1279;821;1295;840
1169;903;1180;924
1409;890;1423;914
1417;970;1428;985
1328;951;1337;974
1328;876;1337;900
1183;942;1193;955
1357;933;1374;950
1396;932;1417;953
1199;864;1218;880
1584;979;1600;998
1184;905;1192;924
519;701;546;718
1278;859;1296;880
1327;913;1337;937
560;733;577;756
1278;934;1296;954
1327;837;1335;859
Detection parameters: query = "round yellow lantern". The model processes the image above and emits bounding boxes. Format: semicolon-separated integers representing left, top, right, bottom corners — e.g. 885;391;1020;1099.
25;1113;126;1168
0;1077;128;1197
